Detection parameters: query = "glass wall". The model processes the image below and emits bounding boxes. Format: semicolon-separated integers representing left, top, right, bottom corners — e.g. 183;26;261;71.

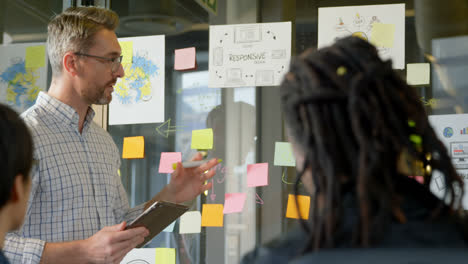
108;1;259;263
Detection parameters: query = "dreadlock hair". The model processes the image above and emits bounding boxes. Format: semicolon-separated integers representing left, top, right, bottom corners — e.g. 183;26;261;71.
280;36;464;252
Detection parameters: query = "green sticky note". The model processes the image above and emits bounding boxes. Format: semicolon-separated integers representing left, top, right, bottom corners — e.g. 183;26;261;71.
370;23;395;48
274;142;296;167
407;63;430;86
191;128;213;149
410;134;422;145
155;248;175;264
119;41;133;65
25;45;46;68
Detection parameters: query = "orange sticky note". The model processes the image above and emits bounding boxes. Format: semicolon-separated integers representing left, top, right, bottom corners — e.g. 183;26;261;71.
155;248;175;264
223;193;247;214
159;152;182;173
286;194;310;220
247;163;269;187
201;204;224;227
122;136;145;159
174;47;197;71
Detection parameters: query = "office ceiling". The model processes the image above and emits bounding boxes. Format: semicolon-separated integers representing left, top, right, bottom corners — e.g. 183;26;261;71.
2;0;468;53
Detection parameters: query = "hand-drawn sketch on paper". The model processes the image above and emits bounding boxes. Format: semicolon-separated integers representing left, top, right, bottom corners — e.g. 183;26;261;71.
318;4;405;69
109;35;165;125
209;22;291;88
0;43;48;114
120;248;154;264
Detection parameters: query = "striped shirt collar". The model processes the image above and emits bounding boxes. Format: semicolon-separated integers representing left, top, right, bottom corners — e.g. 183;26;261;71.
35;92;96;134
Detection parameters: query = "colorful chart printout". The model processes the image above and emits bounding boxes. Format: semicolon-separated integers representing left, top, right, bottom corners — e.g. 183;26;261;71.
109;35;165;125
0;43;48;113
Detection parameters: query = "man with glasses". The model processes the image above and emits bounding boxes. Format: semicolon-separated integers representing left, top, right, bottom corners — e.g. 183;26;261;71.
4;6;218;264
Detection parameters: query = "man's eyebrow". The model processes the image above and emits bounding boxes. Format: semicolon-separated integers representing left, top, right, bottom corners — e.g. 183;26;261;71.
105;51;121;57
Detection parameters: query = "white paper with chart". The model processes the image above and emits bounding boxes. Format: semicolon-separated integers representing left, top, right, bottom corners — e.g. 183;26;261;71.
0;43;48;114
318;4;405;69
109;35;165;125
208;22;291;88
429;114;468;209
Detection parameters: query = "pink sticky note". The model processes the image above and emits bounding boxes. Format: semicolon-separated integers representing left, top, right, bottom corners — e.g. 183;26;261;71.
409;175;424;184
223;193;247;214
174;47;197;71
247;163;269;187
159;152;182;173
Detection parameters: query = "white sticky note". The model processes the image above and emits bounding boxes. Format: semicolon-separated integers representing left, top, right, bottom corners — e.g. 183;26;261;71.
179;211;201;234
407;63;430;86
274;142;296;167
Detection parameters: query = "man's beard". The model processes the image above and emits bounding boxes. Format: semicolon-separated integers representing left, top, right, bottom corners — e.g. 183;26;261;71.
94;79;116;105
95;94;111;105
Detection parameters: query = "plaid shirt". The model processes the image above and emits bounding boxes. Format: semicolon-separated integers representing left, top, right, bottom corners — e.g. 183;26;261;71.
4;92;143;263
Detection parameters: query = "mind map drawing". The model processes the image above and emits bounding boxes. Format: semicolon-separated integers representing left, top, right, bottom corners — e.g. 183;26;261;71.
209;22;291;88
318;4;405;69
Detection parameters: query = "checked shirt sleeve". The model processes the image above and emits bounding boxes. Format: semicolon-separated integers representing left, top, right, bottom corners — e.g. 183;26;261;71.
4;163;45;264
4;232;45;264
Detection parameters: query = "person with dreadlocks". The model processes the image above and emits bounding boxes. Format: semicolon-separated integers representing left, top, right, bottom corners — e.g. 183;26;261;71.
241;36;468;263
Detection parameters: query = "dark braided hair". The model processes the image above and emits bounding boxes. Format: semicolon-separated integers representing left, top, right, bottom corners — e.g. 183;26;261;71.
281;36;464;251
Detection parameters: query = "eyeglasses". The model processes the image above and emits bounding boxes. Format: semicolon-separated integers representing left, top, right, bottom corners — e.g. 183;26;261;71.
74;52;123;73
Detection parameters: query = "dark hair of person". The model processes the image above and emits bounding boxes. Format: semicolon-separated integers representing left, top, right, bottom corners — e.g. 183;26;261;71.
280;36;464;251
0;104;34;209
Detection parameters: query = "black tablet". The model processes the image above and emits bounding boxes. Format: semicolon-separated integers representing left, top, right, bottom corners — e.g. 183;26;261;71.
126;201;189;248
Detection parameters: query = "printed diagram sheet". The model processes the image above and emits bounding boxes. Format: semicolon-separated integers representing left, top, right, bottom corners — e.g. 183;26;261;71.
120;248;155;264
209;22;291;88
0;43;48;113
318;4;405;69
429;114;468;209
109;35;165;125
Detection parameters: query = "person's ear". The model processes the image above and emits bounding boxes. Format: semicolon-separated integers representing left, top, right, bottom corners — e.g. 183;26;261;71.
63;52;79;77
9;174;28;203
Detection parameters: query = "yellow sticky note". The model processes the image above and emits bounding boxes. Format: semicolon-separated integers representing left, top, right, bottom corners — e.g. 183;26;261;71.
25;45;46;68
119;41;133;65
407;63;430;86
286;194;310;220
155;248;175;264
122;136;145;159
191;129;213;149
201;204;224;227
370;23;395;48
